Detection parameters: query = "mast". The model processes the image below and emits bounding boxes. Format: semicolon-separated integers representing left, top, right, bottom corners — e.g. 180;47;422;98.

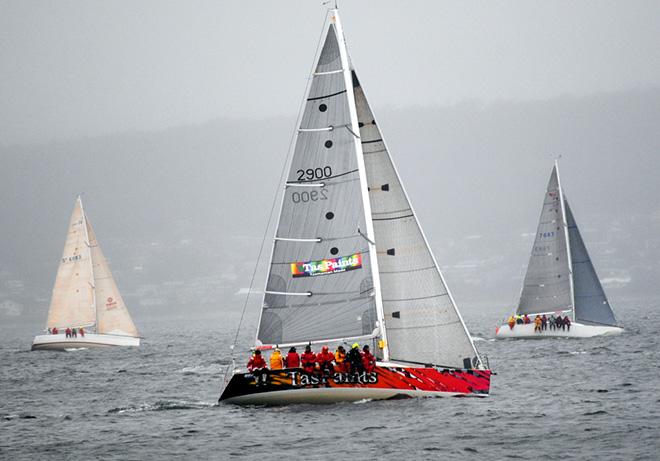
555;159;576;321
333;9;390;361
78;195;97;329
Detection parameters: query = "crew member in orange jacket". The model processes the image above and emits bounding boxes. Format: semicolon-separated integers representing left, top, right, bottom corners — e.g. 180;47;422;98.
316;345;334;373
269;348;284;370
361;344;376;373
284;347;300;368
334;345;347;372
301;345;317;373
247;350;267;372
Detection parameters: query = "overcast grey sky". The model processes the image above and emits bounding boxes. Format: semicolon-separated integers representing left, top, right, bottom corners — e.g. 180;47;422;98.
1;0;659;145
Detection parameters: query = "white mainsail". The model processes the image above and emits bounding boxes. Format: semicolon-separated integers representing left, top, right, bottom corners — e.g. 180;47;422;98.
256;10;482;369
87;219;139;337
45;197;96;329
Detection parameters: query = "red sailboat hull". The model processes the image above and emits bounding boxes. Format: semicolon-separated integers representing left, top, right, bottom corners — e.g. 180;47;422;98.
220;365;491;405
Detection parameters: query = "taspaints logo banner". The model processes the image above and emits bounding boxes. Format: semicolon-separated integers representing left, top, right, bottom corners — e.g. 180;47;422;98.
290;253;362;278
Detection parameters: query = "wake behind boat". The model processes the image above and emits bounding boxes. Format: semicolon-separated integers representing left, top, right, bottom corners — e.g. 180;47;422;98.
495;162;623;339
32;196;140;351
219;8;491;405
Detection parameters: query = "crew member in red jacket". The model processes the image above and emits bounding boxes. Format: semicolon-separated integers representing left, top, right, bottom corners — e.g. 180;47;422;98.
362;344;376;373
301;345;317;373
284;347;300;368
316;345;334;373
247;350;267;372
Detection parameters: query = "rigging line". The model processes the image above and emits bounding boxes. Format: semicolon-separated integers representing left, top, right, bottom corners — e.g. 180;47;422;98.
223;12;331;386
307;89;347;101
225;10;329;372
372;214;415;221
357;228;375;245
343;124;360;139
228;157;285;354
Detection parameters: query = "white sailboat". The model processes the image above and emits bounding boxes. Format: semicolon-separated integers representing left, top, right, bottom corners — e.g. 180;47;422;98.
496;161;623;339
220;9;491;404
32;196;140;350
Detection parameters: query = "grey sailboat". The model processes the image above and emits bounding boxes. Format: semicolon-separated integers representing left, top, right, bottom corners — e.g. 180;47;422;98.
496;161;623;338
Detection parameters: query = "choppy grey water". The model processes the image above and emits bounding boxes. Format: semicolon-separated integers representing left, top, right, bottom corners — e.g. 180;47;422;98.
1;302;658;460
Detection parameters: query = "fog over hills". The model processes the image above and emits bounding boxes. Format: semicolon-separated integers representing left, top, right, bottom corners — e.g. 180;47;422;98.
1;87;659;327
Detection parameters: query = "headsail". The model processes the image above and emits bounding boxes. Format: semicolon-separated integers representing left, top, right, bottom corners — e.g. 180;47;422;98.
87;219;139;337
45;197;96;330
256;13;379;347
353;72;480;369
517;166;572;315
565;200;617;326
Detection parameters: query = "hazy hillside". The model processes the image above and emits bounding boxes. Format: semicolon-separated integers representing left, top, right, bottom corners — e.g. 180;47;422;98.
1;87;659;326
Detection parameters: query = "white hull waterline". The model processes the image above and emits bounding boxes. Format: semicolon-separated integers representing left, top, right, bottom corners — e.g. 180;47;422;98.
222;386;470;405
31;333;140;350
495;322;623;339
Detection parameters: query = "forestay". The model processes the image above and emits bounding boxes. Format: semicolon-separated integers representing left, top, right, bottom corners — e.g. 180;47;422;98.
87;220;139;337
565;200;617;326
257;20;378;346
46;198;96;330
518;166;572;315
353;71;479;369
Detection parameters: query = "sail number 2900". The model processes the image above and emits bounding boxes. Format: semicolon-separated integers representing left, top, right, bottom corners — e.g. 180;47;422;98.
291;188;328;203
296;166;332;181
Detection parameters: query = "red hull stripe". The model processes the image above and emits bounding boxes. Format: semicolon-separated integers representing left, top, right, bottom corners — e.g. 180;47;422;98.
220;366;491;401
